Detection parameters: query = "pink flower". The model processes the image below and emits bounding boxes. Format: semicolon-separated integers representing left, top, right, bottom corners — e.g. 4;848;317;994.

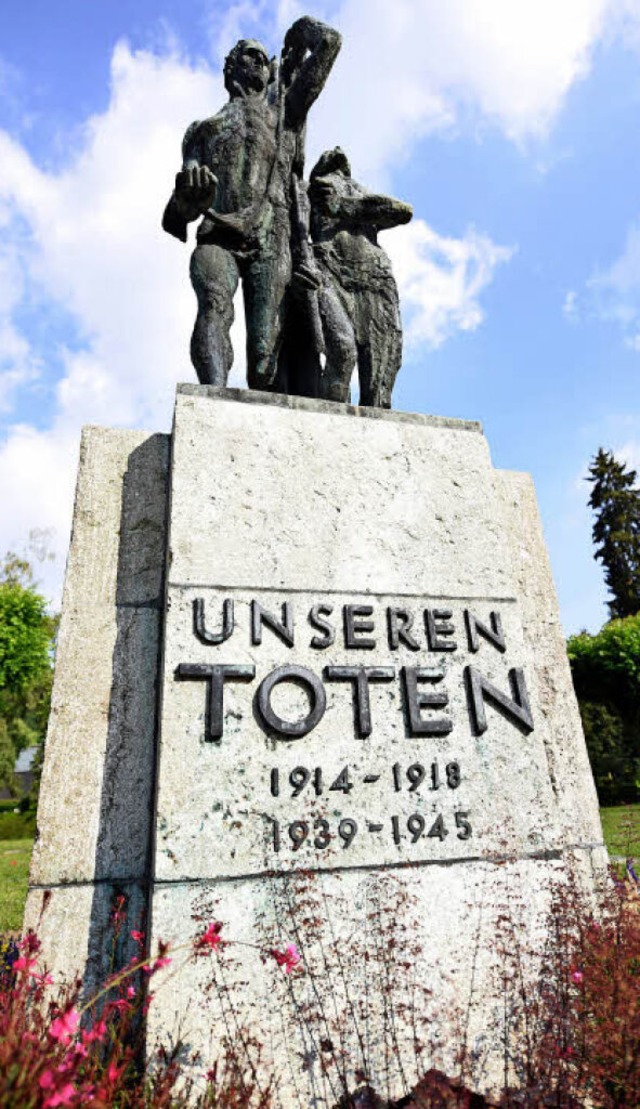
570;969;584;985
127;985;136;998
130;930;144;943
152;956;172;971
270;943;302;973
19;932;41;955
106;1060;123;1083
13;955;37;974
82;1019;106;1045
39;1070;77;1106
49;1008;80;1044
106;998;130;1013
195;922;224;952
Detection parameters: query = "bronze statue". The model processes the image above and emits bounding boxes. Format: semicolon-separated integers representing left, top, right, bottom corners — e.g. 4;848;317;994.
293;147;413;408
163;19;412;409
162;18;340;391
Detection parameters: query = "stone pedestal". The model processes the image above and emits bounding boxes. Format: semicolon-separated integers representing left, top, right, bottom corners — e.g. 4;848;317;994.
26;387;606;1103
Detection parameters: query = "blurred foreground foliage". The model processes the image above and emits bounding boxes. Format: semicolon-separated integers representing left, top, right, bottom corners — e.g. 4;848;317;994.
568;613;640;805
2;869;640;1107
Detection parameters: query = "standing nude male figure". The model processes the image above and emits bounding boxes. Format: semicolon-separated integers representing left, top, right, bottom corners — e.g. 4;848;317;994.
162;18;341;390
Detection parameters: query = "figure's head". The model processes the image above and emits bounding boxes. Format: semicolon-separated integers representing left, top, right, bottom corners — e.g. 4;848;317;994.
224;39;271;96
310;147;352;181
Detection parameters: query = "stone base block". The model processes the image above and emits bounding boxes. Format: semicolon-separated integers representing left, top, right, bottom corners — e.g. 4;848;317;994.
28;387;606;1105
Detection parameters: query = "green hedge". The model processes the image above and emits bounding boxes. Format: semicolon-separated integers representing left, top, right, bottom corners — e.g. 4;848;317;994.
0;811;36;840
568;615;640;806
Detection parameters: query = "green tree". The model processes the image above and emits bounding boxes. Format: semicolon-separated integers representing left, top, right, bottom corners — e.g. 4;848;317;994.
0;540;56;802
568;614;640;804
0;583;52;693
587;448;640;619
0;719;15;794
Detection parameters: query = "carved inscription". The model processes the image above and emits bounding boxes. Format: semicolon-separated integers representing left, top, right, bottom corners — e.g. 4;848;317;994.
176;599;535;742
266;759;470;856
170;593;540;872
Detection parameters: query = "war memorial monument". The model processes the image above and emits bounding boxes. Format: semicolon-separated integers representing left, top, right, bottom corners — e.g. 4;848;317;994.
25;16;607;1106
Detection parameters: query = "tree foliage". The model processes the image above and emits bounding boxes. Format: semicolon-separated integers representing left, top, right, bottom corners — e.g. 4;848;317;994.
587;448;640;619
0;541;56;798
0;584;51;692
568;614;640;805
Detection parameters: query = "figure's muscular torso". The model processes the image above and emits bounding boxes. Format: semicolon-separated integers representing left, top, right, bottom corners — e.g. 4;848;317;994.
193;97;280;218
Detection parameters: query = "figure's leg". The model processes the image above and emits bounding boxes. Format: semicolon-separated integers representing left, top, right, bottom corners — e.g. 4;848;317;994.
357;289;402;408
243;234;291;392
189;245;239;386
318;284;357;403
376;326;403;408
357;342;375;407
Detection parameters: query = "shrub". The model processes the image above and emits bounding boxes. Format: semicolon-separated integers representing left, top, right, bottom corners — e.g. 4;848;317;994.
568;615;640;804
0;811;36;840
1;874;640;1107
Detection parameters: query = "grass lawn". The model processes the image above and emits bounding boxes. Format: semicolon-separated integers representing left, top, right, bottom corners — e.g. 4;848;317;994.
600;803;640;859
0;838;33;934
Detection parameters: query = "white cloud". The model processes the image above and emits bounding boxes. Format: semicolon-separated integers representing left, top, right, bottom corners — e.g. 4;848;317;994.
0;43;225;602
607;0;640;48
586;220;640;346
616;440;640;473
201;0;637;183
0;246;41;411
299;0;635;184
3;0;638;602
385;220;514;348
563;289;579;321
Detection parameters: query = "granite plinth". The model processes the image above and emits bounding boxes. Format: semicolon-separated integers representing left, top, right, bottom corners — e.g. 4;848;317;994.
28;388;605;1101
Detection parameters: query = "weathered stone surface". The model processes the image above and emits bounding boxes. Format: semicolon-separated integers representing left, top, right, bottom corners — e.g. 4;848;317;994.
147;852;605;1103
27;388;604;1101
26;427;169;980
24;882;147;995
145;388;604;1102
168;388;512;598
495;471;604;850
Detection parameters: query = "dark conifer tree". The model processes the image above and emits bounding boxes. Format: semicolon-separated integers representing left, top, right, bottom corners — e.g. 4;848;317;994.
587;448;640;618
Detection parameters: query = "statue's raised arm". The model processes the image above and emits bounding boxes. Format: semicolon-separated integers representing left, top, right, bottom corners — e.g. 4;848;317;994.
281;17;342;128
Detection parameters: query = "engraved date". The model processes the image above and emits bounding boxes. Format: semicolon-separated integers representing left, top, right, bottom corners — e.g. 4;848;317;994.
269;760;462;798
270;766;353;798
392;760;461;791
267;811;472;852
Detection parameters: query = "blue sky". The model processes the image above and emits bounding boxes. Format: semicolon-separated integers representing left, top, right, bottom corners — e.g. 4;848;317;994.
0;0;639;633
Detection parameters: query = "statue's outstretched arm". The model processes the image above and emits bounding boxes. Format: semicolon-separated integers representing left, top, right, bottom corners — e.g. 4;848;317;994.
162;122;217;242
283;17;341;126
